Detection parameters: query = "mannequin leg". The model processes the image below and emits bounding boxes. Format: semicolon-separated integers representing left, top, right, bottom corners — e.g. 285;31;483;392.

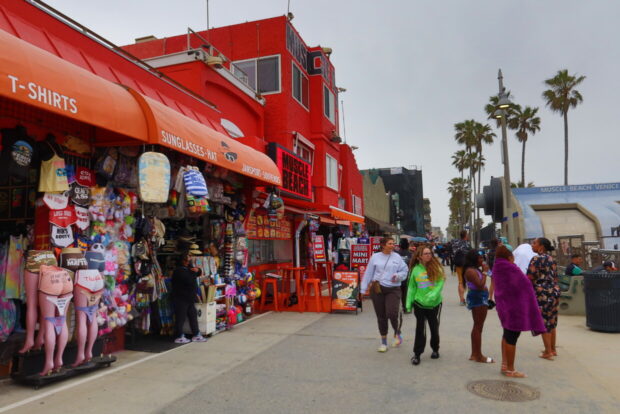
84;310;99;361
53;294;72;372
38;292;57;376
18;271;39;353
72;290;88;367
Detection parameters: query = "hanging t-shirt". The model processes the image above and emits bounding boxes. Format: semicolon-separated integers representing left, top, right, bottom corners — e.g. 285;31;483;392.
0;127;36;186
4;235;25;299
39;154;69;193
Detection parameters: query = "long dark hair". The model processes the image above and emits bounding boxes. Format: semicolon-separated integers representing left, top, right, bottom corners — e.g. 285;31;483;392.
462;249;481;273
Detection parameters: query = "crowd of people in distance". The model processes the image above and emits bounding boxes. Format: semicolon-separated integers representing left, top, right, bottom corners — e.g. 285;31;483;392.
360;231;615;378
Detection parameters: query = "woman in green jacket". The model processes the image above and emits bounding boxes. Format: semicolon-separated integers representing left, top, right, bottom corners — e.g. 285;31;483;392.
406;246;445;365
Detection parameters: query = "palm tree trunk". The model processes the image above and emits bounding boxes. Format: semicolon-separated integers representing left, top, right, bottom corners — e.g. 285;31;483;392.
521;139;526;187
564;111;569;186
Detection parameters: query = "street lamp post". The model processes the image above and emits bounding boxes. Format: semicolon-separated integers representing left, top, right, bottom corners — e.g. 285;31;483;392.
495;69;515;245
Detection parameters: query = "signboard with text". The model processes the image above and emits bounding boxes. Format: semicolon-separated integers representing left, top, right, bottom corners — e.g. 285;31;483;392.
350;244;371;269
268;143;312;201
313;235;326;263
370;236;382;253
331;271;360;312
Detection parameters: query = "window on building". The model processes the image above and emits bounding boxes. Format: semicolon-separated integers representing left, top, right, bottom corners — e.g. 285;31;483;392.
352;195;363;215
232;55;280;93
292;62;309;109
324;85;336;124
294;141;313;164
326;154;338;190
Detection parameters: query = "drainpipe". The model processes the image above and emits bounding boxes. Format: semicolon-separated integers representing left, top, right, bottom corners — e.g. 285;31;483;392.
295;216;308;267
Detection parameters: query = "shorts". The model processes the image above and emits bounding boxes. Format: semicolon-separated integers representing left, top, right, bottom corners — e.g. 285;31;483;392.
466;289;489;310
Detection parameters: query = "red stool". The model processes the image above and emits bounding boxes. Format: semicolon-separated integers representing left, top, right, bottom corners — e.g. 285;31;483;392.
259;278;280;312
302;278;322;312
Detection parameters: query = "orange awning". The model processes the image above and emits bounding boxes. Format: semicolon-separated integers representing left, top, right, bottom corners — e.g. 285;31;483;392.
128;91;282;186
0;30;148;142
330;206;365;224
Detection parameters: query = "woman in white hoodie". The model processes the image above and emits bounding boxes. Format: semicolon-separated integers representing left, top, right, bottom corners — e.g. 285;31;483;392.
361;237;409;352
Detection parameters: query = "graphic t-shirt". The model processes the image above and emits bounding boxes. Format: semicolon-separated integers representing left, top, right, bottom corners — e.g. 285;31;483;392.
0;127;36;185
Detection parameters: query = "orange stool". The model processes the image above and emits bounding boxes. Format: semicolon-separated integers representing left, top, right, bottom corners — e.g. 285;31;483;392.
302;278;322;312
259;278;280;312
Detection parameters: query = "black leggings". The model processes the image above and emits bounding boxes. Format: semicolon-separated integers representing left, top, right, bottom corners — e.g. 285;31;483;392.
503;328;521;346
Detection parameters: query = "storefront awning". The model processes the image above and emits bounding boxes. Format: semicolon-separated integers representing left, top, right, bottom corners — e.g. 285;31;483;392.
0;30;148;142
330;206;365;224
128;91;282;186
365;216;400;234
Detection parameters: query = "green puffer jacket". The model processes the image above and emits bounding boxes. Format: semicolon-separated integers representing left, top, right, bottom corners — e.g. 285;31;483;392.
405;263;445;311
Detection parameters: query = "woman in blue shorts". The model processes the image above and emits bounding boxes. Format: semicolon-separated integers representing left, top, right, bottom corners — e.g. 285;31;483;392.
464;249;494;363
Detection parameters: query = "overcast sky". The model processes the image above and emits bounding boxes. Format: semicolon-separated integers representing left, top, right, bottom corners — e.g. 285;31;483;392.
45;0;620;233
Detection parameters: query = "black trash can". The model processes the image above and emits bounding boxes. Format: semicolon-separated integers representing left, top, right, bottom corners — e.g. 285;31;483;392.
583;272;620;332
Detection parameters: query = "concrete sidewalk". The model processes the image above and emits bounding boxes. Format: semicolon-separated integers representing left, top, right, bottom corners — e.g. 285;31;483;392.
1;270;618;413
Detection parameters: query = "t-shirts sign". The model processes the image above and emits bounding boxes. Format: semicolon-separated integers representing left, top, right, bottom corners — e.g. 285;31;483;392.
350;244;371;269
313;235;326;262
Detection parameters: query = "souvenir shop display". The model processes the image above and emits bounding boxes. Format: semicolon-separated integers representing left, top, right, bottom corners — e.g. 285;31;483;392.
0;120;266;388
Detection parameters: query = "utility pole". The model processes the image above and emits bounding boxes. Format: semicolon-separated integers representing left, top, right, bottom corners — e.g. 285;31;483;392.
497;69;515;245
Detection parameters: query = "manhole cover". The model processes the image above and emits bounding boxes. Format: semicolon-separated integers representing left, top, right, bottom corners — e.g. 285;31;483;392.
467;380;540;402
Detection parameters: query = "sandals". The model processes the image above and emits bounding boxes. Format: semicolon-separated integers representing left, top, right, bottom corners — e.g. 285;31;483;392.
503;370;527;378
470;356;495;363
539;352;554;361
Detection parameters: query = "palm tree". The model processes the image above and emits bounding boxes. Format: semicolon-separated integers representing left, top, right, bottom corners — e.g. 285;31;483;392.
454;120;495;245
508;105;541;187
451;150;469;180
471;122;495;197
542;69;586;185
447;177;470;231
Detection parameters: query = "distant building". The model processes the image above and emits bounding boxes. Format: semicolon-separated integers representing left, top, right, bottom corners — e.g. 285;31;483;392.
361;167;424;236
423;198;432;233
361;170;399;235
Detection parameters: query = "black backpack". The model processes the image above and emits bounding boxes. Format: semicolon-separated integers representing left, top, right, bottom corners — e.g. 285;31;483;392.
453;249;466;267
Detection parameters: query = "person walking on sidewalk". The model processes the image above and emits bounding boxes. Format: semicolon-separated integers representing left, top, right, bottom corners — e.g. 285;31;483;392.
361;237;409;353
492;245;546;378
452;230;471;306
171;252;208;344
398;238;413;314
406;246;445;365
527;237;560;360
464;249;494;364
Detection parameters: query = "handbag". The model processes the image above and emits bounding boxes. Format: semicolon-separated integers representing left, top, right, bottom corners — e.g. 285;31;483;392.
370;254;392;294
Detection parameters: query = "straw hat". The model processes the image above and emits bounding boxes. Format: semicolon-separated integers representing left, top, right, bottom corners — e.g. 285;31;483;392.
189;243;202;256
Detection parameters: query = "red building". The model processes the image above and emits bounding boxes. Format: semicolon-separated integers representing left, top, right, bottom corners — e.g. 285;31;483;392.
123;16;365;269
122;16;364;222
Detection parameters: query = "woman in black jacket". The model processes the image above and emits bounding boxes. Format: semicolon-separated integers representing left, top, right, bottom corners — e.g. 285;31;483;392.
171;252;208;343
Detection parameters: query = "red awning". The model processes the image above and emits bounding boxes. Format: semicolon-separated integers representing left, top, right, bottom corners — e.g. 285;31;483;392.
127;91;282;186
329;206;365;224
0;30;148;142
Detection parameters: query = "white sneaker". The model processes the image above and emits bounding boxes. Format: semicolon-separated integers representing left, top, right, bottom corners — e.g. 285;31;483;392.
192;334;208;343
377;344;388;353
174;335;190;344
